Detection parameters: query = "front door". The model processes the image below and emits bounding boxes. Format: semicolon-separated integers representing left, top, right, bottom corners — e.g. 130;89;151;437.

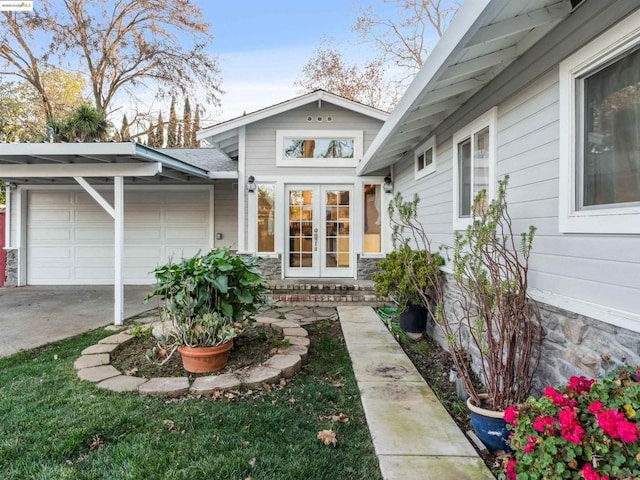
285;185;353;278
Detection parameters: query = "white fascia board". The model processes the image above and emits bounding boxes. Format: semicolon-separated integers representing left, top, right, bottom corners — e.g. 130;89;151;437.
0;142;138;157
208;171;238;179
197;91;389;141
357;0;496;176
0;162;162;177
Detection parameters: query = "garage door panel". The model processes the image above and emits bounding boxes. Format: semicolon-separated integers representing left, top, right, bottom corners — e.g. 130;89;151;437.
126;228;162;242
30;209;72;222
29;246;72;260
76;246;114;259
165;227;208;242
30;192;73;206
165;208;209;224
75;227;113;242
27;189;212;285
30;227;73;242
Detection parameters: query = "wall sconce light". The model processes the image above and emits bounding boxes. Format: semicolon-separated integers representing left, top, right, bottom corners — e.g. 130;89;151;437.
383;175;393;193
246;175;256;193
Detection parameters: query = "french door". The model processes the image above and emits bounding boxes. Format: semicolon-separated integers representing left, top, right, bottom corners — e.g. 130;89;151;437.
285;185;353;278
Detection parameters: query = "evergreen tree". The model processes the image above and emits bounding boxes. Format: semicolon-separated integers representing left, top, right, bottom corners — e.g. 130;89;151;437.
177;123;183;148
183;97;191;148
167;97;178;147
191;105;200;148
120;114;130;141
156;112;165;147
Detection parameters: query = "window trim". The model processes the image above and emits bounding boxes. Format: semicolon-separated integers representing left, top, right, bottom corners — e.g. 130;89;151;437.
414;136;436;179
275;129;363;167
452;107;497;230
559;8;640;234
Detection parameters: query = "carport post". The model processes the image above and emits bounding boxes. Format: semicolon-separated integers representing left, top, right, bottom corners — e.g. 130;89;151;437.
114;176;124;326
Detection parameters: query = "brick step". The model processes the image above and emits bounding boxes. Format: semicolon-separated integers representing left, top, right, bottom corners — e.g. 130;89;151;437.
267;280;387;306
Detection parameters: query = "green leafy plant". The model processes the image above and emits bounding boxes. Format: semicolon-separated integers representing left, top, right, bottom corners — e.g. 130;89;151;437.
128;325;153;340
146;247;270;348
503;368;640;480
372;246;444;312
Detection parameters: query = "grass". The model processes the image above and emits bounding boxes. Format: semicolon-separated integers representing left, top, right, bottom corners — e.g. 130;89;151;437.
0;321;382;480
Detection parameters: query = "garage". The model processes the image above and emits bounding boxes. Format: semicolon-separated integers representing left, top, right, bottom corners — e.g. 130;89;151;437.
27;188;212;284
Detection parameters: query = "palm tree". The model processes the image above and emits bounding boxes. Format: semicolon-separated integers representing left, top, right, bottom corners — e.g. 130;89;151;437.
47;104;110;142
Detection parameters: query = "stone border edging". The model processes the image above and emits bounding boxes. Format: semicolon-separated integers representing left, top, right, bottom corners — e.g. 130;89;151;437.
74;317;309;397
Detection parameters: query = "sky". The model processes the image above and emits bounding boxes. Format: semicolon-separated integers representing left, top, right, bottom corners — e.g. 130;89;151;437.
197;0;397;123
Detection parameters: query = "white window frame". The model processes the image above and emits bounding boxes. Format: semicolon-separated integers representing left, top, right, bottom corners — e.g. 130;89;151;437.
254;182;277;254
452;107;497;230
276;129;363;168
414;136;436;179
559;9;640;234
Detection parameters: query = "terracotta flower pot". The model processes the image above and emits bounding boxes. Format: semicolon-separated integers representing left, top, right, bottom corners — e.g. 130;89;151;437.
466;394;511;452
178;340;234;374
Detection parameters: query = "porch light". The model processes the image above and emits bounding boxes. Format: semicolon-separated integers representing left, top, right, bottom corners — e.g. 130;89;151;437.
246;175;256;193
383;176;393;193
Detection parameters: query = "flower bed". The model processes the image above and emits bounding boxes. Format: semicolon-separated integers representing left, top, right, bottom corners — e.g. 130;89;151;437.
504;368;640;480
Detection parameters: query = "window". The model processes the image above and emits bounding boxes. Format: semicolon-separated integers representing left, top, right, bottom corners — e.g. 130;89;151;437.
559;9;640;233
415;137;436;179
257;184;275;252
276;130;363;167
363;184;381;253
452;108;496;229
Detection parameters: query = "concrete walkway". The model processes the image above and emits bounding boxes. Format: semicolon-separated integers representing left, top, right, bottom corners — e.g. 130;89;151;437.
338;306;495;480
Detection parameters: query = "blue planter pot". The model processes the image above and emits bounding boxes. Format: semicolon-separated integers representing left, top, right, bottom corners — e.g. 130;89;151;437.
467;395;511;452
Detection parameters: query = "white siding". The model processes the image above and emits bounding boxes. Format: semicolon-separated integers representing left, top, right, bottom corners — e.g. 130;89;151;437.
245;102;384;177
214;181;238;249
393;67;640;325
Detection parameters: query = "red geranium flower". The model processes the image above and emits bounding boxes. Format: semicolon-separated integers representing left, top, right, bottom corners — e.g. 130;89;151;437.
505;458;517;480
504;405;519;425
582;463;610;480
533;415;557;434
558;407;584;444
568;375;595;394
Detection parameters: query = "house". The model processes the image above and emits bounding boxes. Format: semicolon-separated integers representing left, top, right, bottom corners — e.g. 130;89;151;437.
0;91;389;324
358;0;640;386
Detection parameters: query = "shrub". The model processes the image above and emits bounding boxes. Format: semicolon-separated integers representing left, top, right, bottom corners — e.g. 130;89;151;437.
504;368;640;480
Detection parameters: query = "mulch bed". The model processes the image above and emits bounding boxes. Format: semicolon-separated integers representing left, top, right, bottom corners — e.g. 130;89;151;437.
110;325;284;379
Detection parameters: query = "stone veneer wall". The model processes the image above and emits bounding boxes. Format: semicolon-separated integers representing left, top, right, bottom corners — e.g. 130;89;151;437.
5;249;18;286
357;256;380;280
255;256;281;280
426;272;640;394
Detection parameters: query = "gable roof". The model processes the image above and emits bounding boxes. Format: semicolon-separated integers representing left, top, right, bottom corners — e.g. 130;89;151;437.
357;0;575;175
197;90;389;159
160;147;237;178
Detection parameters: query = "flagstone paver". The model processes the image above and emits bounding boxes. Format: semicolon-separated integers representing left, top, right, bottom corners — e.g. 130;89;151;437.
277;345;308;363
77;365;121;382
98;332;134;345
263;354;301;379
240;366;281;387
139;377;190;397
96;375;148;392
81;343;119;355
270;320;300;331
282;327;308;337
190;373;241;394
74;354;110;370
285;336;310;347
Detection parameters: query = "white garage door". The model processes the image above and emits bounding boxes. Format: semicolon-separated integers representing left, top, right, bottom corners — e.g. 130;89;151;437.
27;188;212;285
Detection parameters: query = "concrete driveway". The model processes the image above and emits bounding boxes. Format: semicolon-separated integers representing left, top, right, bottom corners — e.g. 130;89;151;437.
0;286;158;358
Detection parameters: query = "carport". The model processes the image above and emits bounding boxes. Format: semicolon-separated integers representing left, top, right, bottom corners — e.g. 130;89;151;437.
0;142;234;325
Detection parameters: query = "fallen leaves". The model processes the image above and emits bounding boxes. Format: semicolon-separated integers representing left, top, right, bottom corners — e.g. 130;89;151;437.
319;412;349;423
317;429;338;447
88;435;104;451
163;419;175;431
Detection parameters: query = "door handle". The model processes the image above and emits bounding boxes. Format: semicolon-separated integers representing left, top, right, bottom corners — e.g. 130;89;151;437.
313;228;318;251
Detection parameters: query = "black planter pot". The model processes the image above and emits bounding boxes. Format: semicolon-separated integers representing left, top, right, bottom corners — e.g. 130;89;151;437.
399;303;427;333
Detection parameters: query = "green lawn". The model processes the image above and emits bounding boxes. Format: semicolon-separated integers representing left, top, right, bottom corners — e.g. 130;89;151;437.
0;321;382;480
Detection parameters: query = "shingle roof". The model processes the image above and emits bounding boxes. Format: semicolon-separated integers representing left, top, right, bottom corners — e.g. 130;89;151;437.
160;148;237;173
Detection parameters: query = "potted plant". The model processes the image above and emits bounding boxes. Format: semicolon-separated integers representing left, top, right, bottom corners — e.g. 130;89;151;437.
389;176;542;450
372;246;444;334
147;247;270;373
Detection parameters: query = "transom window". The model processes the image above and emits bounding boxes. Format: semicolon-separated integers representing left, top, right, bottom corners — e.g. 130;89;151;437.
276;130;363;167
452;108;496;229
415;136;436;179
559;8;640;234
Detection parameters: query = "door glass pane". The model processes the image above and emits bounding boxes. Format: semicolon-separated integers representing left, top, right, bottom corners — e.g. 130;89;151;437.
257;185;275;252
363;184;381;253
473;127;490;213
582;46;640;207
458;139;472;217
289;189;313;268
325;190;350;269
